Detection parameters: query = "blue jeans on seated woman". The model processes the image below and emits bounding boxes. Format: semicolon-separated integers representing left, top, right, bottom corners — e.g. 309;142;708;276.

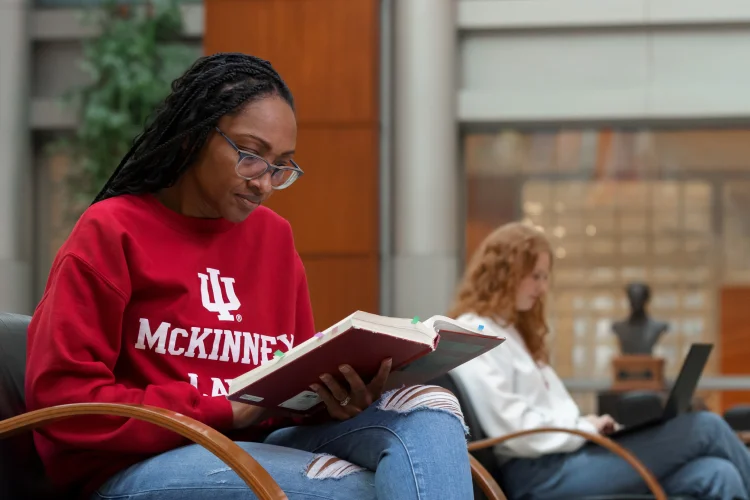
90;386;471;500
501;411;750;500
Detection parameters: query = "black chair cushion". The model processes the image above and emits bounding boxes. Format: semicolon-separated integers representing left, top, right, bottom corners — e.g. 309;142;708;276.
724;405;750;431
0;312;62;500
0;312;29;420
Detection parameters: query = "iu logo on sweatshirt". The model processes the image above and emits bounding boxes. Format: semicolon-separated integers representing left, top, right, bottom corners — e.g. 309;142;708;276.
197;268;241;321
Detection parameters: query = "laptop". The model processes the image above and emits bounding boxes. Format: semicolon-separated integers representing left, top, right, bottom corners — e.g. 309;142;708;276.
607;343;713;439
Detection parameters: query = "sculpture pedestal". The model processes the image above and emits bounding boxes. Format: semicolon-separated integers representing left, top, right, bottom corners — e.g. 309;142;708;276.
611;355;665;392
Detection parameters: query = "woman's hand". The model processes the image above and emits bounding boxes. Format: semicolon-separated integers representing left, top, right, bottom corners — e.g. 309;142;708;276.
230;401;268;429
310;358;392;421
584;414;620;435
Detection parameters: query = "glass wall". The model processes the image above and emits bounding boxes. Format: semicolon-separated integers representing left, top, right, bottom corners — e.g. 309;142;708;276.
35;0;200;6
464;128;750;411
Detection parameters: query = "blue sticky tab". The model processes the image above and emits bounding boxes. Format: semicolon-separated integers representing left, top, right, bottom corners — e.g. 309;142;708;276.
478;324;485;332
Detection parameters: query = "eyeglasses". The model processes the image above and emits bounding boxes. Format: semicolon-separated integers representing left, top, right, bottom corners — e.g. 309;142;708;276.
215;127;304;190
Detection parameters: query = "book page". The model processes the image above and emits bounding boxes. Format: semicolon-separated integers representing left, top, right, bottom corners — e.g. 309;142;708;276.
424;315;499;336
385;329;504;389
351;311;437;344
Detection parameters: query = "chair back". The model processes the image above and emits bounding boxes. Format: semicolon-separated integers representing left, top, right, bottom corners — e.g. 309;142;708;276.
0;312;59;499
430;372;504;499
0;312;28;418
724;404;750;431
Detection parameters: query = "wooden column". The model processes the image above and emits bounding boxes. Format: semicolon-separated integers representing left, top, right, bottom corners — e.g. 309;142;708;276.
719;286;750;413
204;0;380;330
0;0;31;314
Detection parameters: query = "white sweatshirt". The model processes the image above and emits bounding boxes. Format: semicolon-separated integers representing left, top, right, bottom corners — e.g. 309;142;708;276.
450;313;598;462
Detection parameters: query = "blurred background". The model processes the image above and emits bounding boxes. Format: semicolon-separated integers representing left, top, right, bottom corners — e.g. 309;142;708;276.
2;0;750;417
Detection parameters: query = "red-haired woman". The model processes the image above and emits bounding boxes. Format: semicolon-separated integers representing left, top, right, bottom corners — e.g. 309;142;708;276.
450;222;750;500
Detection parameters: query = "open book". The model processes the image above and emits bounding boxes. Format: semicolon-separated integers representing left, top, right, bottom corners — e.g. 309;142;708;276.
227;311;505;413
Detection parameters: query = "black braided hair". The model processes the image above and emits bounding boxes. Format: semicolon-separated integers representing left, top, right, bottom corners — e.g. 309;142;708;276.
91;52;294;204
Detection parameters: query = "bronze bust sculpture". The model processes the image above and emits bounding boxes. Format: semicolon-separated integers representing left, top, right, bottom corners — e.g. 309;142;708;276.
612;283;669;356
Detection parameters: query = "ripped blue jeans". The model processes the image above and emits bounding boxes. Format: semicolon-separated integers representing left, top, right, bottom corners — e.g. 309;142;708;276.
91;386;472;500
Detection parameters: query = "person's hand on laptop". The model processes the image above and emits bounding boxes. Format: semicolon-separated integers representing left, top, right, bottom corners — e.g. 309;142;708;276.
584;414;622;435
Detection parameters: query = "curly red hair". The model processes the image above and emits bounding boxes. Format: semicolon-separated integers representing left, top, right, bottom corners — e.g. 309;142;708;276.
448;222;553;363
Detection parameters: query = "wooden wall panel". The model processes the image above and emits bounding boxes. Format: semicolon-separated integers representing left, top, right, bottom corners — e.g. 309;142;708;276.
204;0;378;124
205;0;380;330
303;256;379;330
268;127;377;255
720;287;750;413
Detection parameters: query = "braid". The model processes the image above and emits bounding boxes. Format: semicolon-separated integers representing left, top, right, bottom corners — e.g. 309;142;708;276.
92;53;294;204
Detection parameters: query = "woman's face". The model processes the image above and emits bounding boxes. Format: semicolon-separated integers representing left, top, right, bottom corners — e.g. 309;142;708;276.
515;252;550;311
181;95;297;223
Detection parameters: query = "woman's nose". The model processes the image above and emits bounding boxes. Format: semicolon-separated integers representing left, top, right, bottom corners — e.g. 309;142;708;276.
251;171;273;195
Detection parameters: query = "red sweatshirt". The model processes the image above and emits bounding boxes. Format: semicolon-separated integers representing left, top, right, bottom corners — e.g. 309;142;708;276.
24;194;315;495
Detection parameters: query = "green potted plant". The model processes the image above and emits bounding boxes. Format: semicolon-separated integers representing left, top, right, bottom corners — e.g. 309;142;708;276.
62;0;196;216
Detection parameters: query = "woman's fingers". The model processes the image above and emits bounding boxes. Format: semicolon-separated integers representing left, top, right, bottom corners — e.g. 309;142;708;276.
313;359;393;420
319;373;348;403
316;374;361;418
339;365;371;406
310;384;350;420
367;358;392;399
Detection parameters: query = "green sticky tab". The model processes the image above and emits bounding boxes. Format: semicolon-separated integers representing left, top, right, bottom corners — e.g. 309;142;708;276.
274;350;284;358
411;316;420;324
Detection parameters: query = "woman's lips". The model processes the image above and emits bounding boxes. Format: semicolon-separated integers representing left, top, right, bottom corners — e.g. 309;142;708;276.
236;194;261;209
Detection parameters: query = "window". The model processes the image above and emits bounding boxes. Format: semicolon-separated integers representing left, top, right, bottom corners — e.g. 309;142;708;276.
464;128;750;404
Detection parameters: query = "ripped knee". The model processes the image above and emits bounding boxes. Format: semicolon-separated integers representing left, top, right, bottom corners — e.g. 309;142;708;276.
305;454;366;480
378;385;465;424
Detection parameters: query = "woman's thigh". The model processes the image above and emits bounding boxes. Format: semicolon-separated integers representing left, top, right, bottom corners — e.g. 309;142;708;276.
91;441;376;500
501;412;741;499
264;385;472;500
501;445;653;500
264;385;469;471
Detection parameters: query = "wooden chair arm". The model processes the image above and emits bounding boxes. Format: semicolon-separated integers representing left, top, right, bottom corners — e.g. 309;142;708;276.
468;454;508;500
0;403;287;500
1;402;517;500
468;427;666;500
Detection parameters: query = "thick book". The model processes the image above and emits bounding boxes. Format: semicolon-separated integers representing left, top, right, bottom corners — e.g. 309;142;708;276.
227;310;505;414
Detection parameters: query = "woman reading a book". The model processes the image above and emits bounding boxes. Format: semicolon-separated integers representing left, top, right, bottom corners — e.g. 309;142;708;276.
24;53;472;500
449;222;750;500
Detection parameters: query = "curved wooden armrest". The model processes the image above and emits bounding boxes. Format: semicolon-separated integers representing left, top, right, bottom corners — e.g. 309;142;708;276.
468;428;666;500
0;403;287;500
468;454;508;500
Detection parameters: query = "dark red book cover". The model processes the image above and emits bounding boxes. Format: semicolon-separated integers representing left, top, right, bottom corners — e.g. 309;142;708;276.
227;325;436;414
